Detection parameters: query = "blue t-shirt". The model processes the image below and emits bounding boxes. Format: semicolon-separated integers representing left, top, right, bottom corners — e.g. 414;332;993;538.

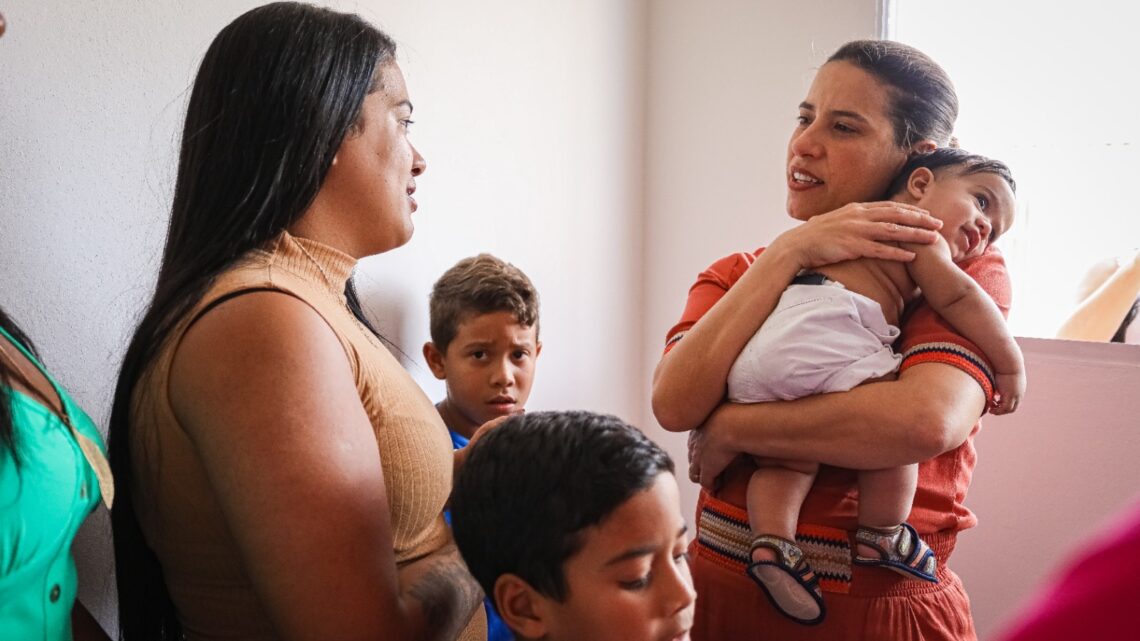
446;428;514;641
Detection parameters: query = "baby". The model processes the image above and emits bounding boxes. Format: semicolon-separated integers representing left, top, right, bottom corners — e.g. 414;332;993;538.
728;147;1025;624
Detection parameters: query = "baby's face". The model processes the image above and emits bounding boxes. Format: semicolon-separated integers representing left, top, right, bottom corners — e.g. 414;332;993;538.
921;170;1017;261
541;473;696;641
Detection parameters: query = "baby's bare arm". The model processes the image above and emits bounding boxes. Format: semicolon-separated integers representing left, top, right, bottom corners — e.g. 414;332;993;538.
903;239;1026;413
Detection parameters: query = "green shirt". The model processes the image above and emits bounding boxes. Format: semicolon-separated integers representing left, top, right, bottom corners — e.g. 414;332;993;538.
0;326;107;641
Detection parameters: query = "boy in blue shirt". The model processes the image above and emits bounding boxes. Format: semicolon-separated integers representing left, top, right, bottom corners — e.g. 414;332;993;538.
425;253;541;640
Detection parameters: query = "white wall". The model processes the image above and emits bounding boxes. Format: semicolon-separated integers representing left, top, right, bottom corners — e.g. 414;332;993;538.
0;0;646;632
642;0;880;550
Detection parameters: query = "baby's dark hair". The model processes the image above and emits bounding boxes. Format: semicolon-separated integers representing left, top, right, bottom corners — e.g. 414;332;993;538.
428;253;539;353
450;411;675;602
886;147;1017;199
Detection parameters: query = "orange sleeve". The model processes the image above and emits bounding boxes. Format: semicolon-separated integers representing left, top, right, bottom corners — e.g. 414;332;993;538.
663;249;762;354
898;247;1012;407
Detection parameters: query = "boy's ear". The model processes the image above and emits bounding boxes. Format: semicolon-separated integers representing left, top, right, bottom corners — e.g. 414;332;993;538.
422;342;447;380
494;574;552;640
906;166;936;201
535;341;543;358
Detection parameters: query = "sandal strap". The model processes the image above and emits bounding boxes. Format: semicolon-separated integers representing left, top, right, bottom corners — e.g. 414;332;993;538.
750;534;805;569
855;523;930;568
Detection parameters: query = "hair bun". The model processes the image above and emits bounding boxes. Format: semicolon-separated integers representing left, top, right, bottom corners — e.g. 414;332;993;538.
948;135;961;148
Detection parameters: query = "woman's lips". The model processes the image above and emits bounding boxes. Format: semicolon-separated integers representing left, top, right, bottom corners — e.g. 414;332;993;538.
788;168;823;191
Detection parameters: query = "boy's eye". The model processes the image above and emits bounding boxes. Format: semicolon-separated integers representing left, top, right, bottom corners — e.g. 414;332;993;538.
471;350;486;360
834;122;855;133
795;114;811;127
674;551;691;566
975;194;989;210
618;575;650;591
511;350;527;360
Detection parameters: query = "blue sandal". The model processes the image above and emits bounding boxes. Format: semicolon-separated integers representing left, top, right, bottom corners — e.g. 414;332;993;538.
853;523;939;582
746;534;826;626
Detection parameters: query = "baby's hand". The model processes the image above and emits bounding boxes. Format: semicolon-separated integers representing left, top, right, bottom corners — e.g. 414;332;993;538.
991;370;1026;415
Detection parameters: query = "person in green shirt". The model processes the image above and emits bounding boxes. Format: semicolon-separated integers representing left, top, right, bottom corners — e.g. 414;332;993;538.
0;305;113;641
0;11;113;640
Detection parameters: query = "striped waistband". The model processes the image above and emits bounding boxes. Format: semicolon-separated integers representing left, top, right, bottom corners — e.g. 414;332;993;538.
697;499;854;593
694;495;959;596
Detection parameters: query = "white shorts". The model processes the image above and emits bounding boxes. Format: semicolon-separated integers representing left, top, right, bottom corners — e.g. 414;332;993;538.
726;280;901;403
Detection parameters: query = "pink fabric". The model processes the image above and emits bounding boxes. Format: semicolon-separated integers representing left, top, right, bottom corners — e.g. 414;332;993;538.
994;501;1140;640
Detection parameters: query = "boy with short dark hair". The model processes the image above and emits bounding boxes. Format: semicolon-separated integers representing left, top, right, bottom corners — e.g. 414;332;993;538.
423;253;541;447
451;411;696;641
425;253;541;641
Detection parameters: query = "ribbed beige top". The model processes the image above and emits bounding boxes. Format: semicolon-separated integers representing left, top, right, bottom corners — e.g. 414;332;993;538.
130;231;481;640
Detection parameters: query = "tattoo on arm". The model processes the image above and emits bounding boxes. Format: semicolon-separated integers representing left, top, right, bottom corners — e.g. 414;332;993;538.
406;548;483;641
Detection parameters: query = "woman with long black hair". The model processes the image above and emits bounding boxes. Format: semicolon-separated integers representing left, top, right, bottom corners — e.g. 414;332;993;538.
109;3;484;640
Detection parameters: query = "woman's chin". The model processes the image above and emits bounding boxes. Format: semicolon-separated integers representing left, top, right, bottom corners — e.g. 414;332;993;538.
785;199;814;222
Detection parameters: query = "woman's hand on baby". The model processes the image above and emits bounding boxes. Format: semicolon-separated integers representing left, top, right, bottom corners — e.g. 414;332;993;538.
687;406;739;490
990;371;1025;415
770;202;942;268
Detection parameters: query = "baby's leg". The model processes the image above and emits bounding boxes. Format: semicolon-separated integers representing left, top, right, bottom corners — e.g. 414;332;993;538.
856;463;917;534
854;464;939;581
746;458;826;624
748;457;820;563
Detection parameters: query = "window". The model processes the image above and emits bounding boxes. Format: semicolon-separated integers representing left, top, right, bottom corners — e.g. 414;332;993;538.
888;0;1140;338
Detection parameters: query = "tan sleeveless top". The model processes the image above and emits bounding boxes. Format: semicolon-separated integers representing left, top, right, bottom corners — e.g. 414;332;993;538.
130;232;483;640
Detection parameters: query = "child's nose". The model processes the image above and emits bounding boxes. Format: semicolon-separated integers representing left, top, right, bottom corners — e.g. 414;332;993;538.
490;359;514;387
976;215;992;244
663;558;697;616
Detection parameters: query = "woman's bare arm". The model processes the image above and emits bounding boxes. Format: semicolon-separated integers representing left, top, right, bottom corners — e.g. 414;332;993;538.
689;361;985;487
170;292;481;641
653;202;942;431
1057;252;1140;341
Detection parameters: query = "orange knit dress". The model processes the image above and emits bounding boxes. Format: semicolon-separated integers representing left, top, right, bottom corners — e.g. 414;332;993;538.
666;246;1010;641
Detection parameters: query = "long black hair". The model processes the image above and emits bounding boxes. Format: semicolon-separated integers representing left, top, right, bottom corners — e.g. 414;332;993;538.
0;307;38;464
108;3;396;638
